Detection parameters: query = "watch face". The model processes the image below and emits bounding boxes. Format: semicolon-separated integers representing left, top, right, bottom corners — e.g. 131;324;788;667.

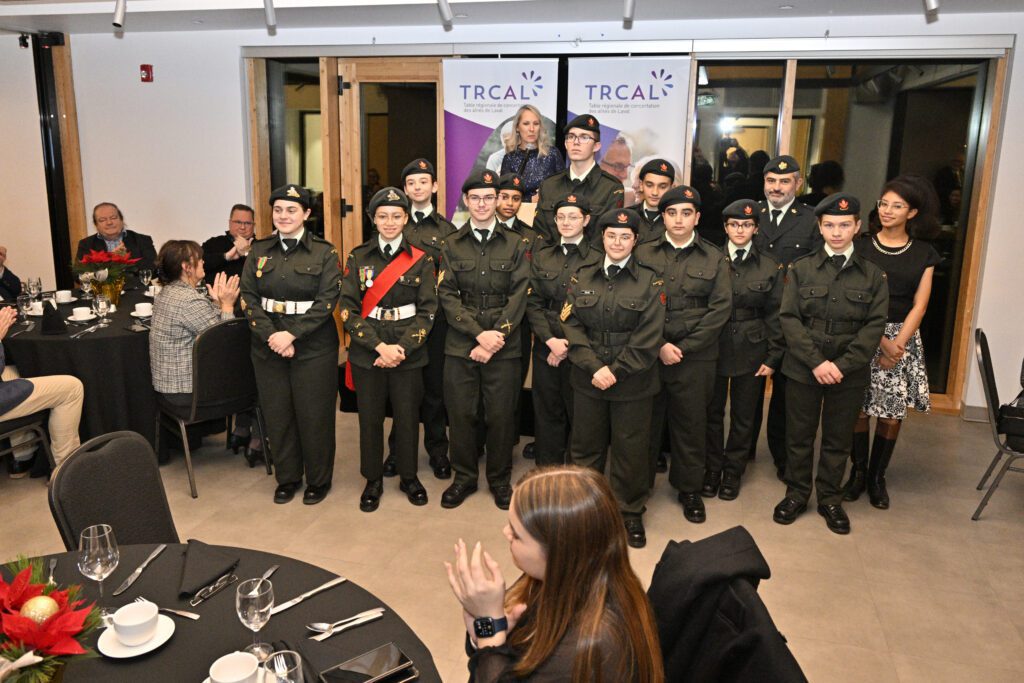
474;618;496;638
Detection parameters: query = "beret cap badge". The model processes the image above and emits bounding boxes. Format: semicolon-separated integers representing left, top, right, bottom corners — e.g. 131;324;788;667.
617;212;628;223
777;161;788;171
684;189;694;198
743;205;753;215
483;172;493;182
660;163;668;172
286;186;301;198
566;194;577;202
838;198;849;210
418;160;428;169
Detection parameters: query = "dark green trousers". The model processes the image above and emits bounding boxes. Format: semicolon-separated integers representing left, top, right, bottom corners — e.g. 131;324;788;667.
253;350;337;488
707;374;767;477
530;350;573;467
652;359;717;493
352;364;423;481
784;372;868;506
571;391;653;517
444;356;519;488
387;314;448;460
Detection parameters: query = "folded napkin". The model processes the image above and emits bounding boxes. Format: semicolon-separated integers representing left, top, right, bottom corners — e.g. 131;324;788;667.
177;539;239;598
40;301;67;335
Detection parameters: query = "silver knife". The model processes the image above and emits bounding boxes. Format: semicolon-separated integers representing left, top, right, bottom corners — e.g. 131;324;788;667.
112;544;167;596
262;564;279;581
270;576;346;615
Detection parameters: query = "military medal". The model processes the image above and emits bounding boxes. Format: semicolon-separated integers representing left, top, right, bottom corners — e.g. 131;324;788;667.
365;266;375;288
256;256;269;278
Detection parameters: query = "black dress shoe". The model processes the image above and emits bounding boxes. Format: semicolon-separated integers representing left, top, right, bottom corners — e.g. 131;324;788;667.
382;455;398;478
678;492;706;523
360;479;383;512
399;478;429;506
273;481;302;504
7;455;33;479
490;484;513;510
718;472;741;501
441;482;478;509
522;442;536;460
303;482;331;505
624;518;646;548
428;454;452;480
818;504;851;535
773;497;807;525
227;433;247;454
701;470;722;498
656;452;669;473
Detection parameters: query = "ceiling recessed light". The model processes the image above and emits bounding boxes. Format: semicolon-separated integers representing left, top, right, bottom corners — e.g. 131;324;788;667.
454;13;468;18
779;4;794;9
192;19;204;24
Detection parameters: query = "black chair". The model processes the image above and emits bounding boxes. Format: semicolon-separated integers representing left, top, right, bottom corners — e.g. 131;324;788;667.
49;430;179;551
972;328;1024;520
154;318;272;498
0;410;55;471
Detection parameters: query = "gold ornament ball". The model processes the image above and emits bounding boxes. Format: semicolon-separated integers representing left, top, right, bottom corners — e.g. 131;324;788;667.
20;595;60;625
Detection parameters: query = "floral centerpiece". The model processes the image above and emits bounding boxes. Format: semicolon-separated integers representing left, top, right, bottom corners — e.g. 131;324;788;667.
0;558;101;683
71;250;141;306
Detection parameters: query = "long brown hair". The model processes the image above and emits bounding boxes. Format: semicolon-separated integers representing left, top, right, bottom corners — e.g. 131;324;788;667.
156;240;202;284
505;466;663;683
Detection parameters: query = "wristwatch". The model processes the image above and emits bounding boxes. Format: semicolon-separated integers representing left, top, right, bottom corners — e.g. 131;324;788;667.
473;616;509;638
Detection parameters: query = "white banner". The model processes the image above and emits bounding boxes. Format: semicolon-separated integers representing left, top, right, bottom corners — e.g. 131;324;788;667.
567;57;692;207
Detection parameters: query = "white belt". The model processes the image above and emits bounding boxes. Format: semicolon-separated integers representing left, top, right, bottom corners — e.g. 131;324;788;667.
367;304;417;321
261;297;314;315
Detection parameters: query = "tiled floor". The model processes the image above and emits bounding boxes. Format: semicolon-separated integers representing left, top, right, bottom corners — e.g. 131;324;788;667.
2;408;1023;681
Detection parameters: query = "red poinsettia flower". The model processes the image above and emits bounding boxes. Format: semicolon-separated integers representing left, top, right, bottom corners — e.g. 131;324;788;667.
0;570;93;656
0;568;43;612
78;249;140;266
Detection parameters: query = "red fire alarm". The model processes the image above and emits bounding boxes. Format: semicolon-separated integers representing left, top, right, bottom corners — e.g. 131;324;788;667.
140;64;153;82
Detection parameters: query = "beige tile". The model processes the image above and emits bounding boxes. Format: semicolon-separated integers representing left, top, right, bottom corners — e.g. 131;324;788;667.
786;638;899;683
891;653;1024;683
855;530;993;597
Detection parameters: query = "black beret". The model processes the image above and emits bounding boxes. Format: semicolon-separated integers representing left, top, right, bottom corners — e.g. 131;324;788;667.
367;186;410;216
269;184;311;210
596;208;641;235
553;193;591;215
564;114;601;137
814;192;861;218
401;158;435;181
461;169;499;194
763;155;800;175
638;158;675;183
497;173;525;194
658;185;702;213
722;199;760;222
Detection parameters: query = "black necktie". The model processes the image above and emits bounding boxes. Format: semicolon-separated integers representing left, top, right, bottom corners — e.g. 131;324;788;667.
282;238;297;251
563;243;579;257
734;248;746;264
414;211;425;224
645;210;658;223
771;209;782;229
572;178;582;187
382;244;393;259
476;229;490;244
830;254;846;270
607;264;621;278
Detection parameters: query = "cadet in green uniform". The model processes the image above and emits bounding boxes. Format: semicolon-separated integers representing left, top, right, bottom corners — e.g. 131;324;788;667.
773;193;888;535
340;187;437;512
526;194;601;467
753;155;823;476
383;158;456;480
628;157;674;244
437;170;531;510
705;199;784;502
533;114;625;243
635;185;731;524
562;208;663;548
240;184;342;505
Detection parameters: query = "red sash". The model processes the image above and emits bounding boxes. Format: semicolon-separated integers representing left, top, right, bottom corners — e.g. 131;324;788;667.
345;245;426;391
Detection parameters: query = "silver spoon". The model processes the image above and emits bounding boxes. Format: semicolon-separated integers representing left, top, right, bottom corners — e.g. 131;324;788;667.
306;607;385;633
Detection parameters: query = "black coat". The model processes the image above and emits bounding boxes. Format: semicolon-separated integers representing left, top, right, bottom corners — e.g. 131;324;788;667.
75;230;157;272
647;526;806;683
0;267;21;301
201;232;248;281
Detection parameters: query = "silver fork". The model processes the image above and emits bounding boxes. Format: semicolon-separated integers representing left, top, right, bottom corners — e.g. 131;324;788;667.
47;558;57;586
134;596;201;620
309;610;385;642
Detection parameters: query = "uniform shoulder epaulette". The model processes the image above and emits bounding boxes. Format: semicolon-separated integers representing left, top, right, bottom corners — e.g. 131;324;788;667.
253;233;278;243
599;168;625;186
636;261;659;278
790;251;816;267
759;250;781;266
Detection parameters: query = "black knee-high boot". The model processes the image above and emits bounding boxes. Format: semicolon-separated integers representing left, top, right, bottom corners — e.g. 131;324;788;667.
867;433;897;509
843;429;870;501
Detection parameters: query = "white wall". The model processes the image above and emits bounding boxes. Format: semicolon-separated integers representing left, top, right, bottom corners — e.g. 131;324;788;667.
0;35;56;290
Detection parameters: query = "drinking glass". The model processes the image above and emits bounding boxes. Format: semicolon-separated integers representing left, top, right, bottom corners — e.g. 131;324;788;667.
16;294;32;323
77;524;119;600
236;579;274;661
265;650;304;683
79;272;94;300
27;278;41;300
93;294;111;323
138;269;153;288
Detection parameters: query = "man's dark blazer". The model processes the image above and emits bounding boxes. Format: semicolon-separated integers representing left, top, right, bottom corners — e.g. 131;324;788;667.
0;268;21;301
75;230;157;272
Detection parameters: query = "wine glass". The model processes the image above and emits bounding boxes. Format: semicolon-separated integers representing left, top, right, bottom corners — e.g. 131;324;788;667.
265;650;304;683
236;579;274;661
27;277;41;300
16;294;32;324
77;524;119;600
93;294;111;323
138;268;153;289
79;272;94;301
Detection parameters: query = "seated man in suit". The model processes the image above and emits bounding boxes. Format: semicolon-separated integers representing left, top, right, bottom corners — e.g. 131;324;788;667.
75;202;157;275
201;203;256;282
0;246;21;301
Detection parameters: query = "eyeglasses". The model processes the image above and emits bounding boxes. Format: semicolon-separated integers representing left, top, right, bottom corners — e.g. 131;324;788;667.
602;161;632;174
565;133;596;144
466;195;497;205
726;221;757;230
876;199;908;211
231;220;255;228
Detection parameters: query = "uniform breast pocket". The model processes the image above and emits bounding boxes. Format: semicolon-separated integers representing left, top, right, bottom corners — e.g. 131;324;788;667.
845;288;873;318
798;285;828;317
746;324;767;344
616;297;645;328
448;259;475;286
532;269;559;295
489;258;515;288
684;263;717;295
571;294;599;324
295;262;322;278
392;274;422;305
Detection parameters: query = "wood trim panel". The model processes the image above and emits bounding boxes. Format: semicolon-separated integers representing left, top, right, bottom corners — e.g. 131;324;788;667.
776;59;797;155
319;57;342;252
682;58;699;186
338;60;362;262
435;60;446;218
246;58;272;238
51;36;87;251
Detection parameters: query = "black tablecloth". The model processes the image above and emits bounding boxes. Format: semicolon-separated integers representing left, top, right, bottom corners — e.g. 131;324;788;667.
8;544;439;682
2;290;156;444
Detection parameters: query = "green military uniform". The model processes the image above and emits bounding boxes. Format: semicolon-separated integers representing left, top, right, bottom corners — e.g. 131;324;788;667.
438;211;530;495
779;197;888;512
561;210;663;526
240;188;341;495
628;158;675;245
498;211;541;432
706;202;785;489
340;220;437;486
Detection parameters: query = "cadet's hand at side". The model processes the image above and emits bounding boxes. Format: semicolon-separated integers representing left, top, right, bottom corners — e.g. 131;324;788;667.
268;331;296;355
476;330;505;354
592;366;617;390
659;343;683;365
812;360;843;384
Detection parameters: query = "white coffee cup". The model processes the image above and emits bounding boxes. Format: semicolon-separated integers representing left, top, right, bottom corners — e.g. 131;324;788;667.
29;301;43;315
71;307;92;320
134;302;153;316
55;290;73;303
209;651;260;683
147;285;158;296
111;601;159;647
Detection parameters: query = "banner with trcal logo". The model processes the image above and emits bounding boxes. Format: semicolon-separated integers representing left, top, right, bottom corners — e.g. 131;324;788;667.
442;58;560;218
567;57;692;208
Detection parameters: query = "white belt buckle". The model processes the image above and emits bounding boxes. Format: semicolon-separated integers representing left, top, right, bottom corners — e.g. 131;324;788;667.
272;300;286;314
383;308;395;321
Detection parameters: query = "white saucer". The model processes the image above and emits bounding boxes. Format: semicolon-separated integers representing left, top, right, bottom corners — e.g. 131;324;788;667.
56;297;78;304
144;292;156;298
27;311;45;317
97;614;175;658
67;314;96;323
130;311;152;318
203;669;266;683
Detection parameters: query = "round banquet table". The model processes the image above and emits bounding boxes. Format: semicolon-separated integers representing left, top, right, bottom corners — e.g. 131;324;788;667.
1;290;156;445
7;543;440;682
